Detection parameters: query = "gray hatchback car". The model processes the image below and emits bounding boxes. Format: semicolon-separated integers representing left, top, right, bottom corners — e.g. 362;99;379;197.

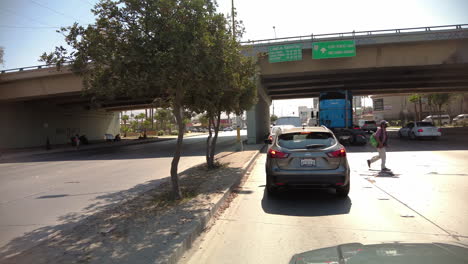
264;126;350;197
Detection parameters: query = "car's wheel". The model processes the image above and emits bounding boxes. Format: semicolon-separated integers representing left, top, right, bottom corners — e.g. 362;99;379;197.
336;182;350;198
410;132;417;140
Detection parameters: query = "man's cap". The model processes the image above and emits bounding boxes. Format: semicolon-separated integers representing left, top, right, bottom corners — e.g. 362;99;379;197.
380;120;389;125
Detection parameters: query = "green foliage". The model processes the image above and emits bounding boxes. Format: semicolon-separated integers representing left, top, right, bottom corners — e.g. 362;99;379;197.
270;114;278;123
408;94;421;103
171;131;179;136
39;0;258;199
157;130;164;136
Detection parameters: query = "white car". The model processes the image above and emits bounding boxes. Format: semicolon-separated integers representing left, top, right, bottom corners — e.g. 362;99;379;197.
398;121;441;140
422;115;451;125
453;114;468;125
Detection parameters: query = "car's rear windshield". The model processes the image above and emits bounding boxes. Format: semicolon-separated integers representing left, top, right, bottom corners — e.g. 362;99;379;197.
277;132;336;149
416;122;435;127
364;121;376;124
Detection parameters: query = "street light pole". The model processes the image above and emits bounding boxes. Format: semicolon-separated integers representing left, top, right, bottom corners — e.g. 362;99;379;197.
232;0;243;151
273;26;277;39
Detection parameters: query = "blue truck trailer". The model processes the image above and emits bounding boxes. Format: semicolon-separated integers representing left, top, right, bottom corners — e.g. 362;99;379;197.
318;90;367;145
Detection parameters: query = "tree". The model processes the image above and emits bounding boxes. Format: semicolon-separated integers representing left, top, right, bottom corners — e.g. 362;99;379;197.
270;114;278;123
427;93;451;126
0;47;4;65
408;94;421;120
40;0;222;199
121;114;129;136
190;14;257;168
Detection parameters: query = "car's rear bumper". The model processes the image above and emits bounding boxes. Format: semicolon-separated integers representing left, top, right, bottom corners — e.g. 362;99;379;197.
267;168;349;189
415;132;441;137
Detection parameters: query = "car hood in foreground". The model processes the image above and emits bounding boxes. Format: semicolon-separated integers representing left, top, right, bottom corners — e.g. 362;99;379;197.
289;242;468;264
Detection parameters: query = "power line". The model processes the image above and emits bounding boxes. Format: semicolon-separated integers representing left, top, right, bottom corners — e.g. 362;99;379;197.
78;0;94;7
0;8;52;27
28;0;83;23
0;25;61;29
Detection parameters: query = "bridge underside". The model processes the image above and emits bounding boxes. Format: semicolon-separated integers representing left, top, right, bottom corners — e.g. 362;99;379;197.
262;63;468;100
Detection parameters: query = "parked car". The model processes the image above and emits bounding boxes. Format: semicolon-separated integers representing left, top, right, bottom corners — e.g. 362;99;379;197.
264;126;350;197
398;121;441;140
359;120;377;133
423;115;451;125
453;114;468;125
223;127;233;132
275;116;302;127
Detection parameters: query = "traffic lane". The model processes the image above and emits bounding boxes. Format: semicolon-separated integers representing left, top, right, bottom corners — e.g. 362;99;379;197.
347;150;468;239
181;155;459;264
0;130;245;164
0;131;245;250
0;132;245;204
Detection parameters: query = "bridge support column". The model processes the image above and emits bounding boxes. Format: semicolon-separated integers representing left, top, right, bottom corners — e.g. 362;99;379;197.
0;101;120;149
247;80;271;144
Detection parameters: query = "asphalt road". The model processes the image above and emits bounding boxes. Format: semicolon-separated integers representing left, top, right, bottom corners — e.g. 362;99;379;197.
0;131;246;254
181;133;468;264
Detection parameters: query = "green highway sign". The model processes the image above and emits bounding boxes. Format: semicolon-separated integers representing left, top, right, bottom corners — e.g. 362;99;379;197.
269;44;303;63
312;40;356;59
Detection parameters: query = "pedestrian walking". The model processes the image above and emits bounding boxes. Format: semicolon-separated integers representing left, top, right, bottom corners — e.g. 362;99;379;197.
367;120;390;171
74;134;80;150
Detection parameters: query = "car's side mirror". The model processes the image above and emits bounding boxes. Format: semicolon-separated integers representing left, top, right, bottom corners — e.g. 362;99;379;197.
264;139;272;145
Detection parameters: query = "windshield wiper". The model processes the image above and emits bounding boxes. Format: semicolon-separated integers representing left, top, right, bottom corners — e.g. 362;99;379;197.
305;144;326;149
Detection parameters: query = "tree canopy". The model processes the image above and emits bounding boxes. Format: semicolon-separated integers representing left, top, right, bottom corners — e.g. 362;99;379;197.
40;0;258;199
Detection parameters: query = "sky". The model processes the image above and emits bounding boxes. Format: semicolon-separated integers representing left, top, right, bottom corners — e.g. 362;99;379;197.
1;0;467;115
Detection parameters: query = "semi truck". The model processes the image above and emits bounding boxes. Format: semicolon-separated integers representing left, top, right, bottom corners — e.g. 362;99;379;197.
318;90;367;145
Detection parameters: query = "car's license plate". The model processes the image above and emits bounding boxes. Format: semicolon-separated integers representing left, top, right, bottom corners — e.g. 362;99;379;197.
300;158;316;167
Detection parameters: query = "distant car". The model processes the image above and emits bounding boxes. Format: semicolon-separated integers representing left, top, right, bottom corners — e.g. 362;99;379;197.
264;126;350;197
359;120;377;133
223;127;233;132
266;125;295;145
398;121;441;140
423;115;451;125
275;116;302;127
453;114;468;126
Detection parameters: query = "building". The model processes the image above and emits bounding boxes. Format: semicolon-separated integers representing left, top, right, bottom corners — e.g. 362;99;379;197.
371;93;468;122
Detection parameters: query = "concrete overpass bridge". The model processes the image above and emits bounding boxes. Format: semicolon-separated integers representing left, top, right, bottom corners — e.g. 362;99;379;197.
1;24;468;147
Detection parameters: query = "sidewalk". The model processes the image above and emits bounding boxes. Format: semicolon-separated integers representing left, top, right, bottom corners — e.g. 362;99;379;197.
0;144;264;264
0;133;207;161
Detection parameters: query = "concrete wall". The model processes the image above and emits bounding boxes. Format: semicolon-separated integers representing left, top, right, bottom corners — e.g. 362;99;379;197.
0;101;120;149
259;39;468;76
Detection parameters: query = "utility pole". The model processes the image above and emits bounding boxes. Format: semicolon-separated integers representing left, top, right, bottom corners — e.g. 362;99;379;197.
231;0;235;38
232;0;243;151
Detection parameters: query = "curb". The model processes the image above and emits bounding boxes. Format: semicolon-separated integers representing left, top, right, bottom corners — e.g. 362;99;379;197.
165;145;266;264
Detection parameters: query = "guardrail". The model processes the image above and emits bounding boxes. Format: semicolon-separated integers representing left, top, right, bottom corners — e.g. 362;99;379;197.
2;24;468;74
240;24;468;46
1;61;71;74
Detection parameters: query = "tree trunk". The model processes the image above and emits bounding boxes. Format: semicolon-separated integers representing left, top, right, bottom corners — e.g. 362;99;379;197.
206;116;213;164
418;97;423;120
208;111;222;169
170;104;184;200
413;103;418;121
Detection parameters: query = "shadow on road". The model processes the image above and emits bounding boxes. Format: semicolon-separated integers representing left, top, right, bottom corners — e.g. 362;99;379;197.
0;135;243;164
0;163;244;264
261;189;352;217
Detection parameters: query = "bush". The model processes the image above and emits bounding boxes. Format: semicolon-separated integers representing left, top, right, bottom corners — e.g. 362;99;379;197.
171;131;178;135
157;130;164;136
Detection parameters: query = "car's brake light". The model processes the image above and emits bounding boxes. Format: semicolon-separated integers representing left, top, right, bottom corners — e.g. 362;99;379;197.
437;128;441;132
268;135;273;141
417;129;423;132
268;149;289;159
327;148;346;158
